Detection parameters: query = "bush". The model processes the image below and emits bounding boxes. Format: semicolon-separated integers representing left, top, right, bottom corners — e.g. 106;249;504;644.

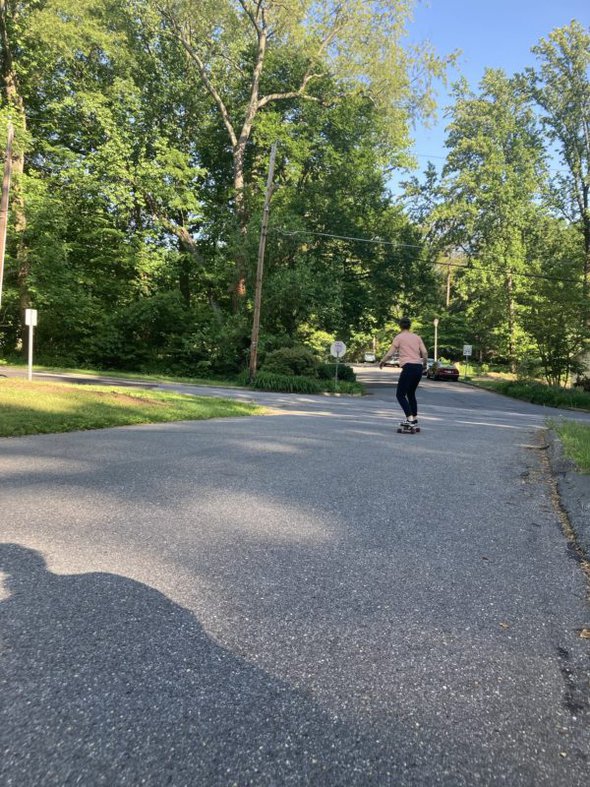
485;380;590;411
574;377;590;392
261;347;319;377
516;355;543;382
250;372;323;394
317;363;356;382
322;379;364;395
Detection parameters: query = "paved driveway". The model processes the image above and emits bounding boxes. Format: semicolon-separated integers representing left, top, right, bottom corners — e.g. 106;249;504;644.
1;369;589;785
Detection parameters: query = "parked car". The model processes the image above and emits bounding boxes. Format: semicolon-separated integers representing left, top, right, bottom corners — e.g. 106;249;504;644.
427;361;460;381
423;358;435;376
363;352;376;363
384;354;400;367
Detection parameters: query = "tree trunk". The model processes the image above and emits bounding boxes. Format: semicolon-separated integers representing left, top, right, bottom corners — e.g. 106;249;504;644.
506;269;516;373
178;253;191;307
230;22;268;310
0;0;29;355
445;263;452;307
576;185;590;381
233;146;248;307
582;182;590;296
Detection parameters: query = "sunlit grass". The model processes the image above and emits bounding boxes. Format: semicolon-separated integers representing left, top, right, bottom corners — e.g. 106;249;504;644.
0;379;261;437
553;421;590;474
2;363;241;388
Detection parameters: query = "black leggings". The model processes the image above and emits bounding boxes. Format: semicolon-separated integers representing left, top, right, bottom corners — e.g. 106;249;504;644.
396;363;423;418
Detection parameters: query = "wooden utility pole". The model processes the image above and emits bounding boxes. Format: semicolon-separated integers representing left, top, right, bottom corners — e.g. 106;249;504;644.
0;122;14;310
446;260;452;307
249;142;278;381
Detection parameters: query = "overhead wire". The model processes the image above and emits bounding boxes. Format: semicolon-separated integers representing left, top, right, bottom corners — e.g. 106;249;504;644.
272;227;584;284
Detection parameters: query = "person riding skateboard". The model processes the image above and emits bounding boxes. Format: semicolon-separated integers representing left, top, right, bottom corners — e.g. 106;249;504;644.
379;317;428;429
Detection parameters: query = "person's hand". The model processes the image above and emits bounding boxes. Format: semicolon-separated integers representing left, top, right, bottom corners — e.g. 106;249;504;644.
379;361;384;369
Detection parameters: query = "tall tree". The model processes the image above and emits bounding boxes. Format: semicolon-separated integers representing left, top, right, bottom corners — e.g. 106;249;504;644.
519;214;587;385
0;0;122;346
527;21;590;292
0;0;31;322
149;0;447;300
438;70;546;366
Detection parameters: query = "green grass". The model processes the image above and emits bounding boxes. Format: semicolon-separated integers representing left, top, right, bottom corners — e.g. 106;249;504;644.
1;362;240;388
552;421;590;474
469;379;590;412
1;362;365;397
0;379;261;437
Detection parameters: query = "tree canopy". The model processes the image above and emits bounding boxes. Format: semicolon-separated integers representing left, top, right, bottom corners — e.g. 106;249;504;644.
0;4;587;385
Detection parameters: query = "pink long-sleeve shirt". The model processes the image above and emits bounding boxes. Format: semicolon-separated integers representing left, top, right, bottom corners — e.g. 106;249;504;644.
383;331;428;367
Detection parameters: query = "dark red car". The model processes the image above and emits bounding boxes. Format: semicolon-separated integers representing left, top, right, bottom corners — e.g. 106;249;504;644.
427;361;460;381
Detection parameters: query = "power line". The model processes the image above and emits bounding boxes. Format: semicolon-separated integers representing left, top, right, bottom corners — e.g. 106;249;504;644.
274;228;423;250
404;152;574;176
272;227;584;284
431;257;581;284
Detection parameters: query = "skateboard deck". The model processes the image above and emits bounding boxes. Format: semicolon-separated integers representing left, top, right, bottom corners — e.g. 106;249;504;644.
397;425;420;434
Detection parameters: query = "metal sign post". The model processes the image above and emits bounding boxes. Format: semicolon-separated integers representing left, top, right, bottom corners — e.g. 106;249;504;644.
463;344;472;380
25;308;37;381
330;341;346;387
433;318;439;362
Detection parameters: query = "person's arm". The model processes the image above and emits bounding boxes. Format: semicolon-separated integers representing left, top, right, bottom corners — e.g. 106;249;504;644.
379;338;399;369
419;338;428;367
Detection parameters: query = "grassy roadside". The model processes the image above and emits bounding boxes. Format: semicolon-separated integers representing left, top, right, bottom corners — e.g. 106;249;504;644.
0;379;261;437
455;373;590;473
466;378;590;412
552;421;590;474
1;363;366;396
0;363;240;388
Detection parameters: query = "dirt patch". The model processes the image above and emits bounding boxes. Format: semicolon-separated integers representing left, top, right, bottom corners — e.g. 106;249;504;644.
92;391;166;408
0;380;167;408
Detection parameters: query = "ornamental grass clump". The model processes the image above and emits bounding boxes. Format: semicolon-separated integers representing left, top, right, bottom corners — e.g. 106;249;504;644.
249;372;323;394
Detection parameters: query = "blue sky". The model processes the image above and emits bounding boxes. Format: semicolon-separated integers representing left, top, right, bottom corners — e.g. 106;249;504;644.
403;0;590;172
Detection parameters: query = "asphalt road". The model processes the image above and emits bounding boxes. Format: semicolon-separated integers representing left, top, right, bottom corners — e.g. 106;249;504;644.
1;367;589;785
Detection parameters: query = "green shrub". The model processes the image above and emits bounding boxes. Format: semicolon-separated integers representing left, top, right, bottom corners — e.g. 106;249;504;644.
250;372;323;394
484;380;590;411
323;379;364;395
516;355;543;381
235;369;251;387
317;363;356;382
246;370;364;395
261;347;319;377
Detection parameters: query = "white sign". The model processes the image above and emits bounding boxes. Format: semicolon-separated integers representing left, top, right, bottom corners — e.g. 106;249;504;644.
25;309;38;381
463;344;472;357
330;341;346;359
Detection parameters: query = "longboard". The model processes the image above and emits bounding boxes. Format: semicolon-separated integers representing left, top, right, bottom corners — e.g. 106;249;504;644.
397;425;420;434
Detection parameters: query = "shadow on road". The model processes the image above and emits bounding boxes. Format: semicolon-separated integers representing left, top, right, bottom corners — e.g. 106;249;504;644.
0;543;400;785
